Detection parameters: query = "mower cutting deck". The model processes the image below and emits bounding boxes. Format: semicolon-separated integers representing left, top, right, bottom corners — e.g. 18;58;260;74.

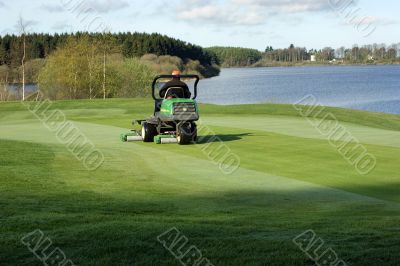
121;73;200;145
120;131;142;142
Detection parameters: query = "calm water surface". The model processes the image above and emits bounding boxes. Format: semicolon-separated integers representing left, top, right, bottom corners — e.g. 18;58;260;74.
196;65;400;115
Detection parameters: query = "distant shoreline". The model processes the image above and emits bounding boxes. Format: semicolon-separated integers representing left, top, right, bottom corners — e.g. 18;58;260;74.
222;62;400;69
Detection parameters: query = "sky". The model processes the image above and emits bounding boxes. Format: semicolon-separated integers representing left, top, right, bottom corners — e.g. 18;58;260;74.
0;0;398;51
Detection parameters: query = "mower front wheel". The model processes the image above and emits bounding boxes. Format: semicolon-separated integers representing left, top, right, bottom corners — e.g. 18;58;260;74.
177;123;197;145
141;122;157;142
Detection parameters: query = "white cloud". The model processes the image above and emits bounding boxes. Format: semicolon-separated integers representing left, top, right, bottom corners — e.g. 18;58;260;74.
175;0;332;26
355;17;397;26
178;6;219;21
233;0;332;13
339;16;397;30
85;0;129;13
177;2;265;26
40;0;129;14
229;29;267;37
40;4;65;13
186;0;211;5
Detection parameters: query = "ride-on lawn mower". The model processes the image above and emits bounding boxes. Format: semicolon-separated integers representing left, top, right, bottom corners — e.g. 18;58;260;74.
121;72;200;145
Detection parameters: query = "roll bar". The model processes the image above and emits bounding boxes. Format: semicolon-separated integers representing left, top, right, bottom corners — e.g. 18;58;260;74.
151;75;200;100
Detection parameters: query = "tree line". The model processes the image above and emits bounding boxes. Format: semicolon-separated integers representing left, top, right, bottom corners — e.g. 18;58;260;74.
37;36;220;100
0;32;221;101
332;44;399;62
262;44;311;63
0;32;220;83
259;44;400;65
206;44;400;68
205;47;262;67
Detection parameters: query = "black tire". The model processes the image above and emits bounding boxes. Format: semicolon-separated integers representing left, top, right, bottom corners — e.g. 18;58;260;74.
141;122;157;142
192;123;198;142
177;123;197;145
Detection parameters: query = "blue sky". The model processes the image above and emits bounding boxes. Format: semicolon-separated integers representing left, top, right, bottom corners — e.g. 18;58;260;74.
0;0;398;50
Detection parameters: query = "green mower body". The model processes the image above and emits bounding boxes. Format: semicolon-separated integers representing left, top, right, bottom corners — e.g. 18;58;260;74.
159;98;199;122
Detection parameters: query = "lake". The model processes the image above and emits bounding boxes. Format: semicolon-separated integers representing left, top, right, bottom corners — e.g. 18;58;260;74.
196;65;400;115
6;84;39;94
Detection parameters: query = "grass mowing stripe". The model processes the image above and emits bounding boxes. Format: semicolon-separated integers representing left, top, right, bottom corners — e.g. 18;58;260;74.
203;116;400;148
1;118;399;203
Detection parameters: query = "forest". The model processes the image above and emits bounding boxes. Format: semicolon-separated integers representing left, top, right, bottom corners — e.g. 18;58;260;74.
259;44;400;65
205;47;262;67
207;44;400;68
0;32;218;83
0;32;220;100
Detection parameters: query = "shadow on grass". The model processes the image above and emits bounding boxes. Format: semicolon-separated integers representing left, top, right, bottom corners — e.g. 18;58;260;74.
3;185;400;266
2;140;400;265
197;133;253;144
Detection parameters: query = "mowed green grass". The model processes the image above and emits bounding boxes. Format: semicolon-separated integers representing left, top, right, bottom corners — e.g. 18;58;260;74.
0;98;400;266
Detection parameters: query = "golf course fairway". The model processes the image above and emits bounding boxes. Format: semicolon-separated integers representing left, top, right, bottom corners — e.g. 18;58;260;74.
1;98;400;266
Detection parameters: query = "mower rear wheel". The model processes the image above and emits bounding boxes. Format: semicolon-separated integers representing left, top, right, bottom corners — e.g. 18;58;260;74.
141;122;157;142
177;123;197;145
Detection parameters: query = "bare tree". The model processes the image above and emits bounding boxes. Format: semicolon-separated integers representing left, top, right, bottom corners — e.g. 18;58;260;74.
17;16;29;101
103;48;106;100
101;32;117;100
